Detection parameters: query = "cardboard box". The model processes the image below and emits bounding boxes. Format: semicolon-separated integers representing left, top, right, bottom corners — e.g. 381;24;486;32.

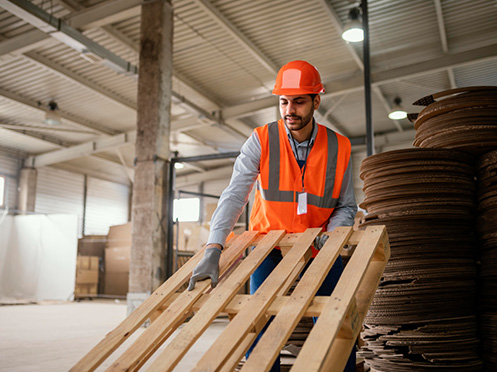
75;256;99;298
104;224;131;297
185;225;209;252
107;222;132;248
78;235;107;257
105;247;130;273
76;269;99;284
77;256;99;271
75;283;98;298
104;272;129;296
205;203;218;222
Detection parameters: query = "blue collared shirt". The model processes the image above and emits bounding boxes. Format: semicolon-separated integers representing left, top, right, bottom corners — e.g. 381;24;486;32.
208;120;357;247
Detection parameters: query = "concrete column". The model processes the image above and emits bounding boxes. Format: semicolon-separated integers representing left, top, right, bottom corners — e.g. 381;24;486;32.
18;168;37;213
128;0;173;314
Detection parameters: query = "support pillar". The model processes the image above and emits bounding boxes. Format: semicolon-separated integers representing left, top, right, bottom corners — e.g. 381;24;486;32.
18;168;37;213
128;0;173;315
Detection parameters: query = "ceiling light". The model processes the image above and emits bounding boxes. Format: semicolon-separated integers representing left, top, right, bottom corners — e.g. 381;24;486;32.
388;97;408;120
174;162;185;169
43;101;61;126
342;7;364;43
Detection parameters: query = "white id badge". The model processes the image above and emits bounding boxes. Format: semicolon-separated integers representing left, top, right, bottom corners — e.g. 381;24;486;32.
297;192;308;215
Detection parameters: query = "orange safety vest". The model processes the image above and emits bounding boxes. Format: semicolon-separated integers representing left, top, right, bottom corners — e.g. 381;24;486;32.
249;119;351;256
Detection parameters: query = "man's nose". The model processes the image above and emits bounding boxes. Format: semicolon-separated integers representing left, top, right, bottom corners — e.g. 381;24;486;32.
287;102;296;114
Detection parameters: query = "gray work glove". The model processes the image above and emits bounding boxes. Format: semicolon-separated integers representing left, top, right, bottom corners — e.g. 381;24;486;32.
313;234;329;250
187;247;221;291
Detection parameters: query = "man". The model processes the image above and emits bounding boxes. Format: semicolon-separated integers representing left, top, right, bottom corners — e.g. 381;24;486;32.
188;60;357;371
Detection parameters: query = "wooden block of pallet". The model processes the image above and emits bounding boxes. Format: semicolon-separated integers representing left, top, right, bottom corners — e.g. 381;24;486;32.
71;226;389;372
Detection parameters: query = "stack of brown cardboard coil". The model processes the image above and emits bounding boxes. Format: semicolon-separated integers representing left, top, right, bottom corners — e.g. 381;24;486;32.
359;86;497;372
476;149;497;370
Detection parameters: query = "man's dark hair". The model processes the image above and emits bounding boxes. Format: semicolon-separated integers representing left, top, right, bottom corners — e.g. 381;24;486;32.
309;94;317;101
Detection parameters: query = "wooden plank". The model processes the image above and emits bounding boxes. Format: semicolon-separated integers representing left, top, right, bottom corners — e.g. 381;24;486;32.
156;293;330;318
241;227;354;372
145;230;284;372
106;230;261;372
70;232;239;372
321;261;388;371
190;228;322;372
219;332;257;372
320;240;390;371
229;229;365;249
291;225;388;372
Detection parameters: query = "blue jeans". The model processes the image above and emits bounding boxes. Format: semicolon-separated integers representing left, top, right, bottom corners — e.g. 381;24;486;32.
246;248;356;372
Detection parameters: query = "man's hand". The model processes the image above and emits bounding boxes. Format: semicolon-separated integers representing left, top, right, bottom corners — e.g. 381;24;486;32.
313;234;329;250
187;245;222;291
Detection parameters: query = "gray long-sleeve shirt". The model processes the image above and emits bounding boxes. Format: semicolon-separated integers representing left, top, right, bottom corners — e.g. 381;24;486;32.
208;121;358;247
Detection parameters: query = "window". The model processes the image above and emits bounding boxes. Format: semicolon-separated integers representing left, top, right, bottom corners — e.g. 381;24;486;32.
173;198;200;222
0;175;5;208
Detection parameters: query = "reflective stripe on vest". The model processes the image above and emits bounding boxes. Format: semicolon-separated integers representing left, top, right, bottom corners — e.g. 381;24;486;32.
256;120;339;209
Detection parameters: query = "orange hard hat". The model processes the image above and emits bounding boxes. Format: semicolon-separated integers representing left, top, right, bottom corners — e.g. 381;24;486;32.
272;60;325;95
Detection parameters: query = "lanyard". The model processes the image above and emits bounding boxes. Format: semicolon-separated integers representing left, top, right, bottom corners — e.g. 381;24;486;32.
291;122;313;192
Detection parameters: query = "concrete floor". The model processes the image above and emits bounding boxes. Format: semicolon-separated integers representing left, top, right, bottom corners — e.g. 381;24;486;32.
0;299;229;372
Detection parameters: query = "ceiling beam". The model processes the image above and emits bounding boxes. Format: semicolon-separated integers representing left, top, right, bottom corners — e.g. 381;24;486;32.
0;126;65;149
0;125;134;181
0;0;142;57
65;0;141;30
24;50;137;111
376;43;497;82
1;0;139;74
21;114;245;167
0;29;50;56
25;131;137;167
192;0;279;75
175;165;233;188
434;0;449;53
52;161;132;186
0;86;117;135
222;43;497;120
447;68;457;89
55;0;140;61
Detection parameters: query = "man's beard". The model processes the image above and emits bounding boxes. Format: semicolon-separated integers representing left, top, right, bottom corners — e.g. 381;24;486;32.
284;111;313;131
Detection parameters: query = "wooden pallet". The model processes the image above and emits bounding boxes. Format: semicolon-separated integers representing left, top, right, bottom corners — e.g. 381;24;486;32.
71;225;389;372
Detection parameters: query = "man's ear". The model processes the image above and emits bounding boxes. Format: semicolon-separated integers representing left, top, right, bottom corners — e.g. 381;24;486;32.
314;94;321;110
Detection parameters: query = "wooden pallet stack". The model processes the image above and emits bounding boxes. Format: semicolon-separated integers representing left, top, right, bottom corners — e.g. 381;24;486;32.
71;225;389;372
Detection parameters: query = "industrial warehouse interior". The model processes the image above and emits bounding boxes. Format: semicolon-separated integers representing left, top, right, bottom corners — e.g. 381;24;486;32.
0;0;497;371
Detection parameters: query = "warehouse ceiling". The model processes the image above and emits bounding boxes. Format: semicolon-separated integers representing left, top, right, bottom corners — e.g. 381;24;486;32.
0;0;496;187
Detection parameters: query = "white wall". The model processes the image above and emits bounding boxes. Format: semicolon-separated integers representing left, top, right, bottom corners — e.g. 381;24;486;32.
35;167;130;237
0;214;78;302
36;167;85;236
85;177;129;235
